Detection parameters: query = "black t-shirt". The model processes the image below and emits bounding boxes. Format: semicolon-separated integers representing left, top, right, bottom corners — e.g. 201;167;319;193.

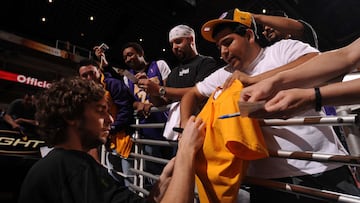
4;98;37;133
18;148;146;203
6;99;36;120
166;55;220;88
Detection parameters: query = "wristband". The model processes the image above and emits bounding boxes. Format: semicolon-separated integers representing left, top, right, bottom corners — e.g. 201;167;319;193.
314;87;322;112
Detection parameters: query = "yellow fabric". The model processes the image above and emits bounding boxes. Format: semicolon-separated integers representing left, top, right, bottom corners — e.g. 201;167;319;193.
110;130;133;158
195;80;268;203
103;78;133;158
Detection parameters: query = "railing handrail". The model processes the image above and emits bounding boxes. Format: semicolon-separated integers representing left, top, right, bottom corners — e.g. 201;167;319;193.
132;138;178;147
125;105;360;201
244;177;360;203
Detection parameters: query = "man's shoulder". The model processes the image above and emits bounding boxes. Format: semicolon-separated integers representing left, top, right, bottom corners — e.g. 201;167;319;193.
184;55;218;70
9;98;23;105
270;38;311;46
6;99;24;112
267;39;318;52
171;55;217;72
39;149;94;167
155;59;168;64
154;59;170;69
270;39;303;46
197;55;216;62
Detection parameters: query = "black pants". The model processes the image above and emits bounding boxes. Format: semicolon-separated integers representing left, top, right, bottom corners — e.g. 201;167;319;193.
250;166;360;202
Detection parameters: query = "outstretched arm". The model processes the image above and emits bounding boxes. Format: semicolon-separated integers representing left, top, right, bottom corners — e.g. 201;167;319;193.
250;78;360;118
149;116;205;203
93;45;109;69
3;114;21;130
137;78;193;105
253;13;305;40
240;37;360;102
273;38;360;89
223;52;318;89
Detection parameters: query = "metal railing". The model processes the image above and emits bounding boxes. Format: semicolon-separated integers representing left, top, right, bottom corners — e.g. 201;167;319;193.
106;106;360;202
55;40;92;59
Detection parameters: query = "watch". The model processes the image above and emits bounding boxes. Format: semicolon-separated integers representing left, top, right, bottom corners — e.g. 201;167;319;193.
159;86;166;97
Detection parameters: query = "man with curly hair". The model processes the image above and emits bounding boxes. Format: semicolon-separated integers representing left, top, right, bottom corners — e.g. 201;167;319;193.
18;76;205;203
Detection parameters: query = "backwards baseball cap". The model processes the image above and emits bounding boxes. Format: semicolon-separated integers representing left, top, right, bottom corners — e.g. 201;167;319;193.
169;24;195;42
201;8;254;42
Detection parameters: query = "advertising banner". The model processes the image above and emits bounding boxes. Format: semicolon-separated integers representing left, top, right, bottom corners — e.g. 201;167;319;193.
0;130;44;159
0;70;51;88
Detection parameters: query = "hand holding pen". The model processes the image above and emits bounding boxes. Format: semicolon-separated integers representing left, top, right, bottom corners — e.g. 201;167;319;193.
218;100;265;119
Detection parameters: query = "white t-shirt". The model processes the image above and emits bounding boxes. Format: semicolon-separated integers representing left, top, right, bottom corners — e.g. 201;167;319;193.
196;39;348;179
156;60;171;80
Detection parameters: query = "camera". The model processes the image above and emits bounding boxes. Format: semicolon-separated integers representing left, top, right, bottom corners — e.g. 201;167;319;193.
99;43;109;51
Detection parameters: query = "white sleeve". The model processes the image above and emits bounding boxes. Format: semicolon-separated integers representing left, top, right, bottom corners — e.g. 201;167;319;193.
196;67;232;97
275;39;319;64
156;60;171;80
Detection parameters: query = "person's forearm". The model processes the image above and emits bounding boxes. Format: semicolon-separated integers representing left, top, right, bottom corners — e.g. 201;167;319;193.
18;118;38;126
3;114;18;128
320;78;360;106
276;39;360;89
251;52;318;84
180;88;202;127
253;14;304;38
149;87;193;106
160;150;195;203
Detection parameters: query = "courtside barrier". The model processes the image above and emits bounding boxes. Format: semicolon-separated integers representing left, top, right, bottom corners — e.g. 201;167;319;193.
103;107;360;201
270;150;360;167
244;177;360;203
